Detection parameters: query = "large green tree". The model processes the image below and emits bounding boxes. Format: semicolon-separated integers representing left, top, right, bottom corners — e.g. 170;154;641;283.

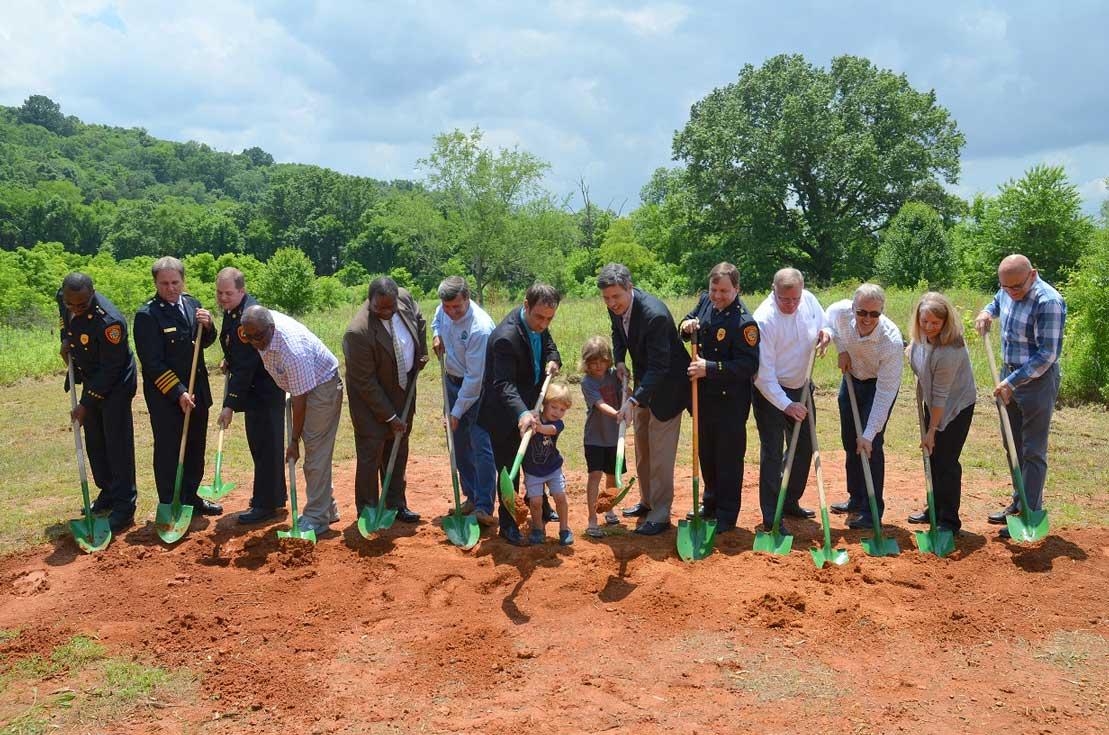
673;54;964;284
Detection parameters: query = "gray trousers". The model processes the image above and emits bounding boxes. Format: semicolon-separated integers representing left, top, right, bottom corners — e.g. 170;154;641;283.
1001;362;1059;511
301;374;343;528
633;406;682;524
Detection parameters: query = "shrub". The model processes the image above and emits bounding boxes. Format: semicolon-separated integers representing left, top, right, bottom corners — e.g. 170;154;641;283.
256;247;316;314
1061;229;1109;404
875;202;954;288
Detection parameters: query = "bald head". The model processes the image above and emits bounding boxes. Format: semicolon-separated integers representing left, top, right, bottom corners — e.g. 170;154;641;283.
999;254;1032;278
998;254;1037;300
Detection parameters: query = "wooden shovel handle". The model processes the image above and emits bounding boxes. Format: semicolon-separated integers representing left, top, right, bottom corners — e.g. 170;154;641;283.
177;320;205;465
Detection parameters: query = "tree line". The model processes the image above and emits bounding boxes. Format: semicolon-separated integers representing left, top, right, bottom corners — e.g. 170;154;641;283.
1;54;1106;401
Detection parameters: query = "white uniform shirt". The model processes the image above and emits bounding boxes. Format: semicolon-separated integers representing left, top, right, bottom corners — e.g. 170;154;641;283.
825;299;903;441
753;290;827;411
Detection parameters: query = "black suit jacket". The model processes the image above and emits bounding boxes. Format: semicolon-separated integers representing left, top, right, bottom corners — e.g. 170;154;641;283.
477;306;561;437
611;288;690;422
220;293;283;412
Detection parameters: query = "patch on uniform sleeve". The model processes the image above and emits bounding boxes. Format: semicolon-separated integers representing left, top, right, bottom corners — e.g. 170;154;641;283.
80;334;89;345
716;328;726;342
237;325;249;344
104;324;122;345
743;324;759;347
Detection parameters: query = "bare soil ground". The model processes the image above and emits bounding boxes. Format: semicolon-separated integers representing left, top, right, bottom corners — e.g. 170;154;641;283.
2;450;1107;735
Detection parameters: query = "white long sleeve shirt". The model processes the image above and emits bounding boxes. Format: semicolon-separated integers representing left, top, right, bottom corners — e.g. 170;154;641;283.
753;290;827;411
825;299;904;441
431;300;496;420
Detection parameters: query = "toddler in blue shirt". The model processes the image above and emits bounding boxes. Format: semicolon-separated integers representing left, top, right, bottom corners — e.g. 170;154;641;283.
523;382;573;546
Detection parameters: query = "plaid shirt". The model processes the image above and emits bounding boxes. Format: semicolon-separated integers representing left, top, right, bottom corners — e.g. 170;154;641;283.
259;310;339;397
984;277;1066;388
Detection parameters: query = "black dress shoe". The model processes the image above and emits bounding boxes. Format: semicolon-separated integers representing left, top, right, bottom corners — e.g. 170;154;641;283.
500;525;526;546
998;527;1011;540
109;514;134;534
830;501;851;514
759;521;790;535
396;508;420;523
238;507;276;524
848;515;875;530
715;523;737;535
544;510;560;523
622;503;651;518
907;509;929;524
634;520;671;536
685;505;706;521
194;499;223;516
783;505;815;519
988;503;1020;525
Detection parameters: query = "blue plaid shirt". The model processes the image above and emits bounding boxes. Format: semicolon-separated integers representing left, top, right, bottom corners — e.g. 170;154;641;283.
984;277;1066;388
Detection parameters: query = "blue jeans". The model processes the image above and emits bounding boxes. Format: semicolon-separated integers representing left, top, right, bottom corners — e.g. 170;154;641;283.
446;377;495;514
1001;362;1059;511
838;376;894;520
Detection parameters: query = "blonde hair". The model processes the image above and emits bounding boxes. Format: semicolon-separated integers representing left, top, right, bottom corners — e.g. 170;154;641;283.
910;291;965;348
544;381;573;408
578;335;613;373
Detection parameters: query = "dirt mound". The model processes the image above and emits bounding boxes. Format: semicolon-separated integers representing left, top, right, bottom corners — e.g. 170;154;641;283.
1;452;1107;734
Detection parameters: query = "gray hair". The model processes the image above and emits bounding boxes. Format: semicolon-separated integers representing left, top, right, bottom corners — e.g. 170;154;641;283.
151;256;185;279
596;262;633;290
241;304;274;330
853;283;886;307
437;276;470;301
62;272;94;293
772;268;804;291
368;276;399;301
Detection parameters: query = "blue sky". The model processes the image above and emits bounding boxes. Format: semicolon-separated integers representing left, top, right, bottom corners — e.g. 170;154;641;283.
2;1;1106;213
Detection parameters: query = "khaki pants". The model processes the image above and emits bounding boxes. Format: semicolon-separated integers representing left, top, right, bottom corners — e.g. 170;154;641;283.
301;374;343;528
633;405;682;524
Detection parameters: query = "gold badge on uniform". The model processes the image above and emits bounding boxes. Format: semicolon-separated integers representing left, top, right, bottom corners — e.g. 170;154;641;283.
743;324;759;347
104;324;122;345
238;325;249;344
80;334;89;345
716;328;726;342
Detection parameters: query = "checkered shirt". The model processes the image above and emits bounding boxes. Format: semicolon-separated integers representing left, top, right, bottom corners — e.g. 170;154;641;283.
984;277;1066;388
259;310;339;397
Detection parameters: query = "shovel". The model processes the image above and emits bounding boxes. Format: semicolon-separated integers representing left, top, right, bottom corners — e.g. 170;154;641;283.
984;336;1049;542
609;374;636;507
357;378;418;537
439;356;479;550
154;322;203;544
805;388;848;568
912;382;956;557
677;333;716;561
844;374;899;557
66;359;112;553
754;347;817;555
497;371;555;507
276;395;315;544
198;372;236;501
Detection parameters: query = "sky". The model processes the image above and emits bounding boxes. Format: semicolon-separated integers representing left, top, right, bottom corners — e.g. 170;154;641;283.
1;1;1107;214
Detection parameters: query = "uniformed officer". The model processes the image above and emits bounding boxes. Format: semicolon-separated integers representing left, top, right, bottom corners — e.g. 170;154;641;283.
214;267;286;524
133;256;222;516
57;272;139;533
679;262;760;534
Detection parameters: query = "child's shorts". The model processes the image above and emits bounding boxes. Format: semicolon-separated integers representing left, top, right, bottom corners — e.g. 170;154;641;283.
524;469;566;499
584;444;618;474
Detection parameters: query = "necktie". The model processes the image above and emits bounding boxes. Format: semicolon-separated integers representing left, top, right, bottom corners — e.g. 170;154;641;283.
384;318;408;390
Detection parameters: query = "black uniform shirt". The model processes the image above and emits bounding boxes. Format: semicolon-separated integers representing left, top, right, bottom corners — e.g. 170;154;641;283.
220;292;282;411
133;293;216;407
685;293;760;391
56;289;136;408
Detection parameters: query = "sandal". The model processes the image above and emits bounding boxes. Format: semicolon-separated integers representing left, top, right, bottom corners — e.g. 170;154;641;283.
604;511;621;526
586;525;604;538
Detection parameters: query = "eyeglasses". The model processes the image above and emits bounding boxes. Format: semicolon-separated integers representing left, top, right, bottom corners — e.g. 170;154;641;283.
241;328;267;344
999;272;1033;293
855;309;882;319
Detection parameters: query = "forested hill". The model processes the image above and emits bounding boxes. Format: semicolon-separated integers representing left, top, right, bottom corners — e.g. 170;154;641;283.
0;95;411;273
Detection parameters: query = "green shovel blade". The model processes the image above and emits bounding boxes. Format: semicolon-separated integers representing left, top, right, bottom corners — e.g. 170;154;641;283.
753;529;794;555
1006;510;1049;543
357;503;397;538
810;545;850;568
154;502;194;544
861;532;900;557
498;468;516;507
609;476;636;507
676;517;716;561
443;512;480;550
197;479;235;502
276;526;317;544
913;528;956;558
69;515;112;553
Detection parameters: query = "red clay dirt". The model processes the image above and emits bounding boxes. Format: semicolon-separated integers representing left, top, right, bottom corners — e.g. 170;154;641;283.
2;451;1107;735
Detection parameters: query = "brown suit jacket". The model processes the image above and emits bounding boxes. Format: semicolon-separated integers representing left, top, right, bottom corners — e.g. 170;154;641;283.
342;288;427;437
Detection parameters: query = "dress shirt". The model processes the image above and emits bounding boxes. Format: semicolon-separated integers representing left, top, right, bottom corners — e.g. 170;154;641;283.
983;277;1066;388
432;300;495;419
259;310;339;397
825;299;903;441
753;289;827;411
621;290;635;341
380;312;415;379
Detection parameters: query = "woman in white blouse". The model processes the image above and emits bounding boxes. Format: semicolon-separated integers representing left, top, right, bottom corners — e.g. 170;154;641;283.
907;292;977;534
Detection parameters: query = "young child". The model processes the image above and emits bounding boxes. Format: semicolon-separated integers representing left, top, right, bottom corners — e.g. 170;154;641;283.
579;336;624;538
522;382;573;546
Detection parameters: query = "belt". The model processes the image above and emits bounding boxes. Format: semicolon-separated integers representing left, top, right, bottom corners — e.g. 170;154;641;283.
848;374;878;385
446;373;464;386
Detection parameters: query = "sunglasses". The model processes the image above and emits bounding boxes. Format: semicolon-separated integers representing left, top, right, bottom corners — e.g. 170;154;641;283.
242;327;268;344
855;309;882;319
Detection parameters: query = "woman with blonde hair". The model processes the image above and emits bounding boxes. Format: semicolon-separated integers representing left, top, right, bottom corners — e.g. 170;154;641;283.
906;292;977;533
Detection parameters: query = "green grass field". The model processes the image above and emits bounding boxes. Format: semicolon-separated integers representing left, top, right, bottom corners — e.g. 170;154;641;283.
1;287;1106;555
